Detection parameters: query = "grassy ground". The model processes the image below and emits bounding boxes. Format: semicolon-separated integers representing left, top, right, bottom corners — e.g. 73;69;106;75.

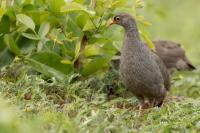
0;63;200;133
1;0;200;133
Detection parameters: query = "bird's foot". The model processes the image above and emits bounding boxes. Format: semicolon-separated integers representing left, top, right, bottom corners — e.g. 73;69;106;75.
137;102;150;109
147;97;164;108
137;103;150;116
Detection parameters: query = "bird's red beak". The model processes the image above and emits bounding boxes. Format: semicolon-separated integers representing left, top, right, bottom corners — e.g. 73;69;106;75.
109;20;117;26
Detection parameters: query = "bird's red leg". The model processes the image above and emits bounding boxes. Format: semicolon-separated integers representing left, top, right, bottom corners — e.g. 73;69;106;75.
135;95;145;110
148;98;156;108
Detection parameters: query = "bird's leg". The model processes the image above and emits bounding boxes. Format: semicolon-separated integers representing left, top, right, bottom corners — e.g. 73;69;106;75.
135;95;145;111
155;96;165;107
137;97;148;116
138;102;144;116
138;102;144;110
148;98;156;108
148;96;165;108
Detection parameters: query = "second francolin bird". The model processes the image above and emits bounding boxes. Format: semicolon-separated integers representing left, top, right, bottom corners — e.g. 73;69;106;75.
111;13;170;108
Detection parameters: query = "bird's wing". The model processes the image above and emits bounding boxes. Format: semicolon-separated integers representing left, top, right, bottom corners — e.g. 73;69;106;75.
153;40;196;70
129;45;165;96
151;52;170;90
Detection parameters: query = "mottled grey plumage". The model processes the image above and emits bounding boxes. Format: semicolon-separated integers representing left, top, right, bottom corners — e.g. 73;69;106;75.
151;51;170;91
111;40;196;74
154;40;196;73
112;13;170;107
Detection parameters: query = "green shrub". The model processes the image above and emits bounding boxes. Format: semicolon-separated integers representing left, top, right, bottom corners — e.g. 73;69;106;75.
0;0;153;79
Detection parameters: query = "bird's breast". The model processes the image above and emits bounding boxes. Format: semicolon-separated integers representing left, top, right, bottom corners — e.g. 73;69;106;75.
119;49;142;88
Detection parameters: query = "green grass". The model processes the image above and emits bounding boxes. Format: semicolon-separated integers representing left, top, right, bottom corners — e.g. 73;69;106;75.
0;64;200;133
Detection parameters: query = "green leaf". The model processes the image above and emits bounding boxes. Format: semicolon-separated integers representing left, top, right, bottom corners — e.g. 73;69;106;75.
61;2;95;15
61;59;72;64
82;57;110;76
83;45;101;57
30;51;73;74
25;58;67;81
111;0;127;8
4;34;21;55
137;15;152;26
38;22;50;38
83;19;96;31
135;0;144;8
22;33;40;40
0;37;6;51
0;48;14;68
94;0;107;16
65;17;83;37
73;0;84;3
0;15;10;34
48;0;65;13
17;38;37;54
73;41;81;63
76;14;89;29
37;41;44;51
140;30;155;51
0;7;7;17
16;14;35;31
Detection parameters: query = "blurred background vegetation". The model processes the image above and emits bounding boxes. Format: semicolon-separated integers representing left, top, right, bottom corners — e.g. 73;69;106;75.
0;0;200;133
141;0;200;65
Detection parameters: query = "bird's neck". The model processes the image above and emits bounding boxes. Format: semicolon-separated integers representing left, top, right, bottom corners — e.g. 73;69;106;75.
125;27;140;39
124;26;142;49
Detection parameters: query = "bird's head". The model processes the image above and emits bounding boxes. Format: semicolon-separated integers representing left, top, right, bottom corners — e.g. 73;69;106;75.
110;13;137;29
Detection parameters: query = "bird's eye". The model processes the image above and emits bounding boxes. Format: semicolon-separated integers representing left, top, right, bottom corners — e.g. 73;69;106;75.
115;17;120;21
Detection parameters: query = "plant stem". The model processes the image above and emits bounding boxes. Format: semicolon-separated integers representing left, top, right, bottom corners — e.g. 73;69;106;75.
91;0;96;9
74;35;88;70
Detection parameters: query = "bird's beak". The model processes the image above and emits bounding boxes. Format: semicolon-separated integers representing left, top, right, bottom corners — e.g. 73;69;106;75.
109;20;117;26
